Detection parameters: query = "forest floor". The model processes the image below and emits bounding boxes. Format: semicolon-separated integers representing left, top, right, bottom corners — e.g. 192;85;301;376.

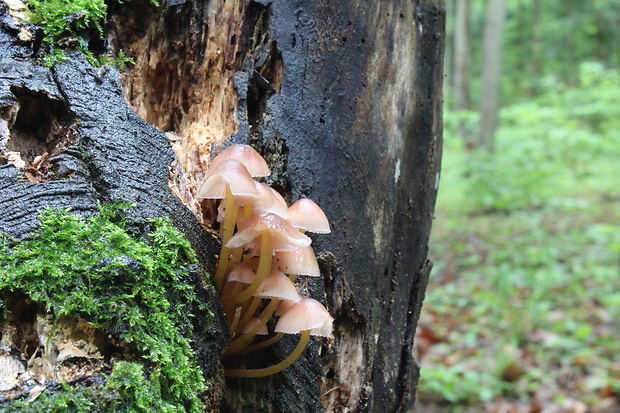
412;95;620;413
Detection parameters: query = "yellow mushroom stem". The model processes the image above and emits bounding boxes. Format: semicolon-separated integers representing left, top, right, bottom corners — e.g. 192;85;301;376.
221;232;272;307
221;280;238;299
224;330;311;378
215;185;239;290
228;306;243;337
226;205;252;273
232;296;263;335
224;298;251;327
236;203;254;228
226;298;280;355
228;244;245;271
225;333;285;357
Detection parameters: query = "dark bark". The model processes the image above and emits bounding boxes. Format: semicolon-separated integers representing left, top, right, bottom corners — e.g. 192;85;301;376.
0;0;444;411
0;4;229;408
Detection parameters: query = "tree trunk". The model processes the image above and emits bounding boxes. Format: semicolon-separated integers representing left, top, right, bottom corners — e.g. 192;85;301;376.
0;0;444;411
478;0;506;151
453;0;471;112
565;0;578;87
444;0;454;94
531;0;542;85
452;0;473;146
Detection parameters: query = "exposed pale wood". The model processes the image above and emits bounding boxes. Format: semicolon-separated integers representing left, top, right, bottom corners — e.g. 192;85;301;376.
1;0;445;410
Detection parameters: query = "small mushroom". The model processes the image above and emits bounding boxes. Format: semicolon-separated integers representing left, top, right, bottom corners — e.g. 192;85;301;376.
225;298;333;377
197;159;259;200
222;213;311;306
197;159;259;289
222;263;255;298
287;198;331;234
208;144;270;178
226;273;301;354
240;318;269;336
254;272;300;301
272;246;321;278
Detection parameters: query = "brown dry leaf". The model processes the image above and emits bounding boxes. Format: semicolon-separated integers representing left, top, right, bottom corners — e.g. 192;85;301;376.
27;385;45;403
31;152;49;169
591;397;620;413
24;168;42;183
3;0;27;20
4;152;25;169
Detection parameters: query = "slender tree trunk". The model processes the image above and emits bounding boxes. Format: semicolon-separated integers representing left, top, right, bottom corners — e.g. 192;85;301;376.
532;0;542;84
565;0;578;86
453;0;473;146
478;0;506;151
0;0;445;411
453;0;471;111
445;0;455;94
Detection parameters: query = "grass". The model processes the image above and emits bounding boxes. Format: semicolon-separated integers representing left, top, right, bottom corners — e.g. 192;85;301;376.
416;62;620;409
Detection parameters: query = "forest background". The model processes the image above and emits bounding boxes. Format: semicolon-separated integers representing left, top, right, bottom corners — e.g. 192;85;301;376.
415;1;620;412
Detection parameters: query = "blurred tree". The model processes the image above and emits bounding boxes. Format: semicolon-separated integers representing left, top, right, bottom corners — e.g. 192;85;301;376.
449;0;620;113
565;0;579;86
478;0;506;151
532;0;541;75
454;0;472;112
445;0;455;92
453;0;473;146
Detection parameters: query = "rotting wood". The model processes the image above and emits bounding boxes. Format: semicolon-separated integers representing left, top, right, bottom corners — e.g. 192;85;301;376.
110;0;249;223
110;0;445;411
0;293;126;398
1;0;444;410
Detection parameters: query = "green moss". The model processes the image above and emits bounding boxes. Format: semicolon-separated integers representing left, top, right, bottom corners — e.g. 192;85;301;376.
26;0;144;66
0;205;210;412
0;383;98;412
27;0;107;66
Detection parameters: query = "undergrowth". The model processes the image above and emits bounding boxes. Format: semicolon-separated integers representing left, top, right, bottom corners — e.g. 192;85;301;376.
417;62;620;407
0;205;208;412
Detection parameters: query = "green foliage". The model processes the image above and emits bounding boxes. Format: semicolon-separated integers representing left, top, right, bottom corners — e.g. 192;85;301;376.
80;45;135;68
421;364;505;404
419;69;620;405
28;0;106;40
0;205;208;412
0;383;98;412
27;0;106;66
452;0;620;107
446;62;620;212
26;0;142;67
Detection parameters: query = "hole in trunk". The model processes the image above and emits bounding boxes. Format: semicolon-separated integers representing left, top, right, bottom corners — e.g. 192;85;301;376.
108;0;284;225
0;293;128;399
1;87;78;182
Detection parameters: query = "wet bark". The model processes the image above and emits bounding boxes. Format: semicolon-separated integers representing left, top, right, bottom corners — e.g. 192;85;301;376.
0;0;444;411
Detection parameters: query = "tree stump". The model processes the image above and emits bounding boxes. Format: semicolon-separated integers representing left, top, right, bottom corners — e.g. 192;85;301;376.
0;0;444;411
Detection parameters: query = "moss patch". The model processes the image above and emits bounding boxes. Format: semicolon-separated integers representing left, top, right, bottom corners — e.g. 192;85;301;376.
26;0;138;66
0;205;209;412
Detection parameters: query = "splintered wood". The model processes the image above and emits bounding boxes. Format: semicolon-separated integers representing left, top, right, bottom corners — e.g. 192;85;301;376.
0;296;126;401
111;0;246;223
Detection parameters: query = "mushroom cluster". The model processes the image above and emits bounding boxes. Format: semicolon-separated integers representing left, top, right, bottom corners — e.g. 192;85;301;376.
197;144;333;378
